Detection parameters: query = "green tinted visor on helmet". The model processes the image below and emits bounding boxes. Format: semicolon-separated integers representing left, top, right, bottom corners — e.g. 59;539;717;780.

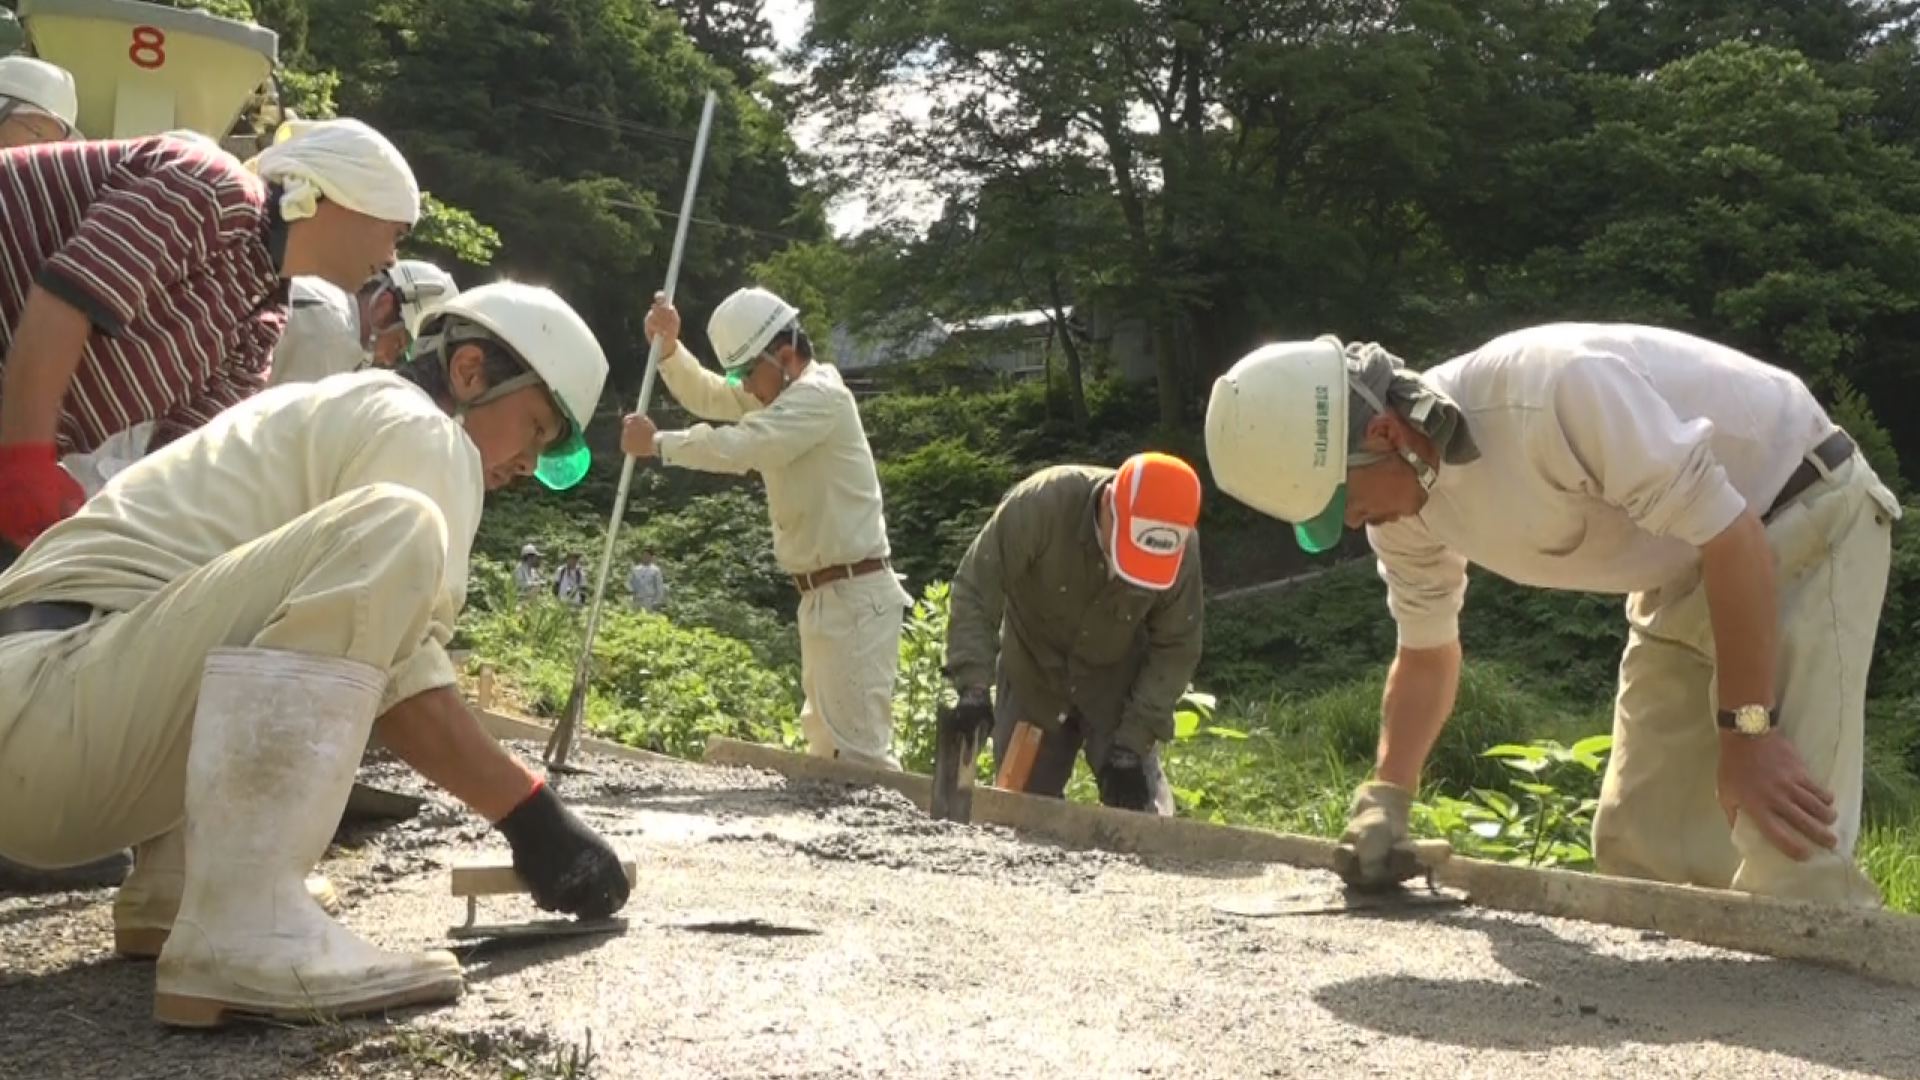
534;422;591;491
1294;485;1347;554
724;353;767;387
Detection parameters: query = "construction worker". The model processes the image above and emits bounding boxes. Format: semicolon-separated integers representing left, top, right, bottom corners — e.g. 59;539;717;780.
621;288;911;767
943;454;1205;814
0;118;421;560
0;55;77;148
629;550;667;612
552;552;587;606
269;261;459;388
1206;324;1902;906
0;281;629;1026
514;543;545;597
359;259;462;368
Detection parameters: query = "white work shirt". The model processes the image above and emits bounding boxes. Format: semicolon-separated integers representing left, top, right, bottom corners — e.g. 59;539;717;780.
1371;324;1835;649
553;564;587;604
0;371;484;710
513;561;544;593
267;277;366;387
654;347;892;575
628;562;666;608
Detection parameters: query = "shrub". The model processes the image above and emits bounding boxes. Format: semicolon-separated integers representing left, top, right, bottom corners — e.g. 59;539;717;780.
459;593;800;758
892;580;954;773
878;440;1015;588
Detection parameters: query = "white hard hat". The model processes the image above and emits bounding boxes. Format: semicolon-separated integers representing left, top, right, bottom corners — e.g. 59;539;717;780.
707;286;800;379
521;543;540;557
0;56;77;133
419;282;609;491
1205;339;1351;553
382;260;460;337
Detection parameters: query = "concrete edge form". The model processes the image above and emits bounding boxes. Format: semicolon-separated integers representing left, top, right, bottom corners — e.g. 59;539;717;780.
471;706;681;768
703;736;1920;989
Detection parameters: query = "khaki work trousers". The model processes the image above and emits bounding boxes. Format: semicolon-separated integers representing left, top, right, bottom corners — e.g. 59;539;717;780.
795;570;912;769
1593;454;1900;906
0;485;448;868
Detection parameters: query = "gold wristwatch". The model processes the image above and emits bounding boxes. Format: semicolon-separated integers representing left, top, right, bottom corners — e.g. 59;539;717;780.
1716;704;1778;736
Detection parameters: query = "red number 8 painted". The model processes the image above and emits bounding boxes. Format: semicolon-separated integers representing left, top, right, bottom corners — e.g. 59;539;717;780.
129;26;167;70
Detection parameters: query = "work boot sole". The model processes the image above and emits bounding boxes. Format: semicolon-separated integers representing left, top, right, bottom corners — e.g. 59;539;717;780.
153;974;463;1028
114;879;345;960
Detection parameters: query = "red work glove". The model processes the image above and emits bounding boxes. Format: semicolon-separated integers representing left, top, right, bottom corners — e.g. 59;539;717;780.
0;442;85;551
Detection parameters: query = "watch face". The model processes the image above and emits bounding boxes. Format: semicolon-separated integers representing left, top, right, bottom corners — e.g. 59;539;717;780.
1737;708;1771;735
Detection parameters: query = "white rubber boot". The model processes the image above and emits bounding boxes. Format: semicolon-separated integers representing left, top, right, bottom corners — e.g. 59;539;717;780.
113;828;343;959
153;648;463;1027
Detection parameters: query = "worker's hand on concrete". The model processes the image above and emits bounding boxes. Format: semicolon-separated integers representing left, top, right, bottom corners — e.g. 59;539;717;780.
1334;780;1419;889
495;782;632;919
1095;747;1154;811
1718;731;1838;860
950;686;994;739
645;292;681;357
621;414;659;459
0;441;84;551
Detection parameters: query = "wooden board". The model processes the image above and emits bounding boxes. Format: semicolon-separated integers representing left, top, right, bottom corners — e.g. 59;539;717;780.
470;707;679;767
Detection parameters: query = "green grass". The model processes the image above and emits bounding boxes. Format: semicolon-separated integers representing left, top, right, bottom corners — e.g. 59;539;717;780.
1158;679;1920;911
1860;826;1920;911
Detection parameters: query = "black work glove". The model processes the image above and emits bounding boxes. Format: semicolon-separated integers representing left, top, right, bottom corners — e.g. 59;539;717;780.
1096;747;1154;811
947;686;995;741
494;783;630;919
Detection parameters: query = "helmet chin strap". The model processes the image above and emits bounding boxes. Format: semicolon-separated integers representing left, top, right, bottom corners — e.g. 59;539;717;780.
1347;376;1438;493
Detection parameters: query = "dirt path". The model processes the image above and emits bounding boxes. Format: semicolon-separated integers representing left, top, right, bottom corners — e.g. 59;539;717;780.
2;748;1916;1079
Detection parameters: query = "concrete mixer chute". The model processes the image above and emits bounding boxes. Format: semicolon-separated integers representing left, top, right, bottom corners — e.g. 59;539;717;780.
17;0;277;141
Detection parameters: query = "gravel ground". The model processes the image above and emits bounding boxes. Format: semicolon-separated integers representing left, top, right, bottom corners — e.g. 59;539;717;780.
2;745;1917;1080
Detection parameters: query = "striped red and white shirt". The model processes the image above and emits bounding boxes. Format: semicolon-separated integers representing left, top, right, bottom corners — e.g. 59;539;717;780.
0;136;288;455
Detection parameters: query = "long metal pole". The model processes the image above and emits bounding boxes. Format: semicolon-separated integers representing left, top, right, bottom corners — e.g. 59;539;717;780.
546;88;719;772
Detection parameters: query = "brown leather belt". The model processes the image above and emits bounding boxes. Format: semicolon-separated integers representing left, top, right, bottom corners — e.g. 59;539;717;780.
793;557;890;593
1764;431;1855;522
0;600;95;638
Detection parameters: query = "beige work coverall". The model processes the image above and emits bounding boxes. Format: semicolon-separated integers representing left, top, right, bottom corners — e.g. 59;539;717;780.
0;373;481;867
654;346;911;768
1371;323;1899;906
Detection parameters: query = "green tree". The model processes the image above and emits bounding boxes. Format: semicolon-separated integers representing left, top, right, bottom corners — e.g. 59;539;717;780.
1489;43;1920;400
291;0;822;398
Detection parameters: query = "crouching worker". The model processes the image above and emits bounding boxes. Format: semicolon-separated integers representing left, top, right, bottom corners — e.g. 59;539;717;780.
942;454;1205;814
0;282;631;1026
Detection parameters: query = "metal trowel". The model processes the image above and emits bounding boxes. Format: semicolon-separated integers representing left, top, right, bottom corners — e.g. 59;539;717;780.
929;705;979;823
1211;839;1465;918
446;861;637;942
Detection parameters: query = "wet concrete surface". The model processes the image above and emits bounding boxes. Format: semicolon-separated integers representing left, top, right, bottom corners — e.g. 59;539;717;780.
3;745;1918;1079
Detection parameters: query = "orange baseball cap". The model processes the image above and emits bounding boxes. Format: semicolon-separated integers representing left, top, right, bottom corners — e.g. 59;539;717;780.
1108;452;1202;590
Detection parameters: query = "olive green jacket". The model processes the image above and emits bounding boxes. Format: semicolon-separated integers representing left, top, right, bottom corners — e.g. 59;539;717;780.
945;464;1204;753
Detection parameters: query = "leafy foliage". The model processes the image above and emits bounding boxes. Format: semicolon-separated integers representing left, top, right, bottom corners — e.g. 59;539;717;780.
1418;737;1613;870
460;576;799;758
891;580;954;773
876;439;1013;589
413;193;504;267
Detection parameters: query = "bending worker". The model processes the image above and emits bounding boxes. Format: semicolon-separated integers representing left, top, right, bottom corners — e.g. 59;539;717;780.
943;454;1205;814
621;288;911;768
1206;323;1901;905
269;261;459;388
0;282;631;1026
0;55;77;148
0;118;421;555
